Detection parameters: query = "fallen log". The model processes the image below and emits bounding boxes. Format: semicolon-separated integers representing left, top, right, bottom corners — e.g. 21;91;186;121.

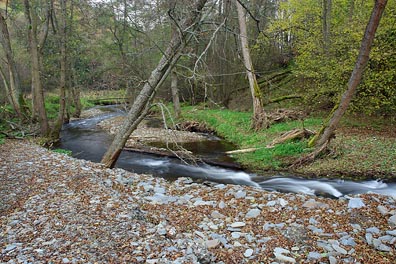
266;128;315;148
225;148;258;154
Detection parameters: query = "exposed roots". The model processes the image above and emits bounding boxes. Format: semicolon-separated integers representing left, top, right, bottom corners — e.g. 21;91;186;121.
289;141;330;169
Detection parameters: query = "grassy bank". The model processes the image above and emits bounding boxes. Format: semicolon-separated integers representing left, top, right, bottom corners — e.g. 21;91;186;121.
179;105;396;180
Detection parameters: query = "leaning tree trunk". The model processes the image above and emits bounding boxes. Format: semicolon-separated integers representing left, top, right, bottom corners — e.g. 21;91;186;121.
235;0;268;130
101;0;208;168
313;0;388;147
0;12;23;118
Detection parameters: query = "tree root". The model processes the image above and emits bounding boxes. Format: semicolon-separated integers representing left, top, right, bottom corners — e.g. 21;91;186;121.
289;141;329;169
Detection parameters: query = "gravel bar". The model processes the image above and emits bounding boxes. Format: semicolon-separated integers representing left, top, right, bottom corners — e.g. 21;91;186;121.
1;140;395;263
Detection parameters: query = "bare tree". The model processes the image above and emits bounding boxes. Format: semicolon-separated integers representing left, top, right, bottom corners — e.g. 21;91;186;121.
24;0;50;136
51;0;68;139
235;0;267;130
322;0;332;53
0;10;24;118
101;0;208;168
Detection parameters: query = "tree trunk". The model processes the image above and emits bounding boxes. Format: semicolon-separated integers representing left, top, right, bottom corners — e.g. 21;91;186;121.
171;70;181;119
322;0;332;53
24;0;50;136
101;0;208;168
235;0;267;130
51;0;68;140
314;0;388;147
0;12;23;118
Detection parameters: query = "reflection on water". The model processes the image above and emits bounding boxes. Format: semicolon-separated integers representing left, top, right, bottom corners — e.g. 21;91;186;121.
59;106;396;198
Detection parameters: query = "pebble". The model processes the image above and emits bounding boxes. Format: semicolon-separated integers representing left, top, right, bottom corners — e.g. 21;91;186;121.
308;252;322;260
386;230;396;236
366;227;380;234
348;198;365;209
231;232;241;239
230;222;246;228
377;205;389;215
331;244;347;255
373;239;392;252
211;210;226;219
365;233;373;245
329;256;337;264
234;190;246;199
388;215;396;226
244;248;253;257
245;208;261;219
274;247;296;263
302;199;329;209
278;198;288;207
205;239;220;249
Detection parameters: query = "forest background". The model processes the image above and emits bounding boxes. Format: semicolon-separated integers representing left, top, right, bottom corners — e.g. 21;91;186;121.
0;0;395;178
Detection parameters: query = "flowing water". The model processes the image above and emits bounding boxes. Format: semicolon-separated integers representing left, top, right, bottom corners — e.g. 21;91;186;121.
58;105;396;198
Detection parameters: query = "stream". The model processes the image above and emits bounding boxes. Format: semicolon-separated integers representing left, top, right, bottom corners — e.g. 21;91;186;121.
58;105;396;198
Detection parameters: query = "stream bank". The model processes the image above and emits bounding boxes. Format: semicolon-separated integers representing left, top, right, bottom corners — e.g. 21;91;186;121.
58;105;396;197
1;140;396;263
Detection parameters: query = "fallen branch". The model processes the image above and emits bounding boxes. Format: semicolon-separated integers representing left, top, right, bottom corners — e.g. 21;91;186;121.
225;148;258;154
123;146;242;170
266;128;315;148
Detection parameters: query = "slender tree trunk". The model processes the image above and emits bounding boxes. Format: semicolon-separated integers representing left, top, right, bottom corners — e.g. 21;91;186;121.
101;0;208;168
51;0;68;139
171;70;181;119
24;0;50;136
235;0;267;130
0;12;23;118
322;0;332;53
314;0;388;147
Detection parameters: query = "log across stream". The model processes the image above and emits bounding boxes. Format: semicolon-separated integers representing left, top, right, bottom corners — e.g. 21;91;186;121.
58;105;396;198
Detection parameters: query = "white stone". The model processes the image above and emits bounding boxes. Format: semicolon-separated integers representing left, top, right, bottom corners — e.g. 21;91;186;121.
348;198;365;209
245;208;261;219
230;222;246;228
244;248;253;257
206;239;220;249
388;215;396;226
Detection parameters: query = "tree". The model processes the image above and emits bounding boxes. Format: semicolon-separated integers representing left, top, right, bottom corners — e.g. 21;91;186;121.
101;0;208;168
51;0;68;139
235;0;267;130
322;0;331;54
171;70;181;118
24;0;50;136
313;0;388;147
0;9;24;118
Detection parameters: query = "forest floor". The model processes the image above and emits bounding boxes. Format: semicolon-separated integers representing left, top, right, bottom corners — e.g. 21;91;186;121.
1;140;396;263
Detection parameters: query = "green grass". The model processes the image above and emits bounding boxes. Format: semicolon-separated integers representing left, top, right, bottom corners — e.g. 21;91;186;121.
179;105;396;179
179;106;322;171
52;148;72;156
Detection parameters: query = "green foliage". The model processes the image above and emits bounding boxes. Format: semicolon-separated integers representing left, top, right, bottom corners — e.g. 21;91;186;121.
44;95;61;120
267;0;396;115
52;148;72;156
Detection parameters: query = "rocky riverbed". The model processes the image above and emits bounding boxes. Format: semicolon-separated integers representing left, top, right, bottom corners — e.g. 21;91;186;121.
1;140;396;263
